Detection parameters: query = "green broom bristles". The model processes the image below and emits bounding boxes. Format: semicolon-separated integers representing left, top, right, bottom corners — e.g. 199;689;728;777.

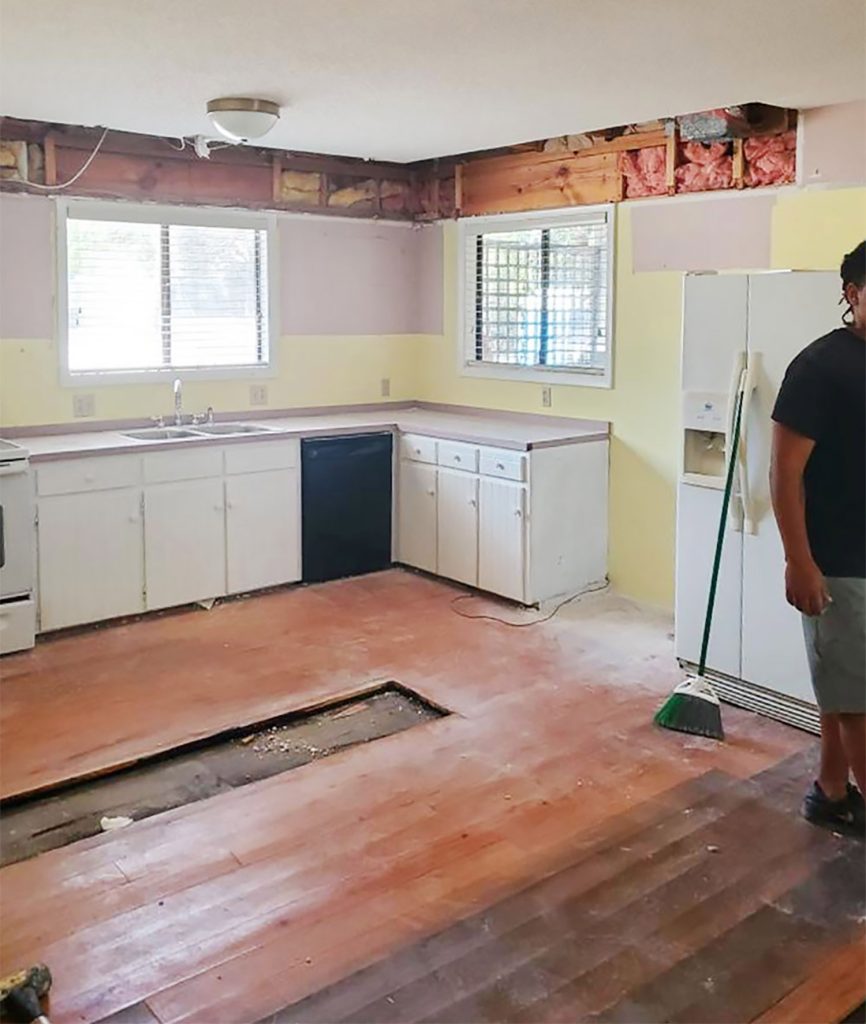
654;676;725;741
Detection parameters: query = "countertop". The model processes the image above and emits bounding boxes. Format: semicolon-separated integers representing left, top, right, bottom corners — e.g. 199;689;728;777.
4;403;609;462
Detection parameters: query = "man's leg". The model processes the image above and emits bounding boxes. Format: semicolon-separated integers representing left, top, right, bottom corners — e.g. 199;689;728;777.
837;712;866;796
818;712;850;801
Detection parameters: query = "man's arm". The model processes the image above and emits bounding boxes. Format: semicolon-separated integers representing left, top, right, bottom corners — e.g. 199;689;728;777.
769;421;829;616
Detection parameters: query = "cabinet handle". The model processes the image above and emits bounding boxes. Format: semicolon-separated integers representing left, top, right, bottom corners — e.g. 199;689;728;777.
453;455;461;462
426;489;435;497
414;448;421;454
469;498;477;507
514;509;523;518
496;462;505;470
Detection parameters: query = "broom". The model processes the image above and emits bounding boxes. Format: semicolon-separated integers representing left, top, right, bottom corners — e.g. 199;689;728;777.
654;373;746;741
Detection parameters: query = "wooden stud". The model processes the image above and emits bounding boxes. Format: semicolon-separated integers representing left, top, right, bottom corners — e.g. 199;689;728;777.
271;154;282;204
665;125;678;195
732;138;745;189
43;132;57;186
453;164;464;217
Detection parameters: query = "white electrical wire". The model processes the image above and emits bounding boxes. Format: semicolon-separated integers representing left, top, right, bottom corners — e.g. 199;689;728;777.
25;127;110;191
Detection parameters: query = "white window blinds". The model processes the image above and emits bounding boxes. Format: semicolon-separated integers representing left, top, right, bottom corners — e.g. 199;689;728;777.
65;209;271;374
466;211;610;374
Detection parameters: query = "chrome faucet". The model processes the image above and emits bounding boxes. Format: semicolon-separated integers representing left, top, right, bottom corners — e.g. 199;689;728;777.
173;378;183;426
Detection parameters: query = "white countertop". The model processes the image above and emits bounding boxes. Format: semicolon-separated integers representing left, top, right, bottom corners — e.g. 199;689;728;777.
6;404;609;461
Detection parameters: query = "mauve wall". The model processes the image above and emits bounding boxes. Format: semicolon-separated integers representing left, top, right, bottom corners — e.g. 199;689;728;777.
800;101;866;186
0;193;444;340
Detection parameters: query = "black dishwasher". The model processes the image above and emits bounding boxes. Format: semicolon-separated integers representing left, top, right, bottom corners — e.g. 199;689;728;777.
301;433;393;583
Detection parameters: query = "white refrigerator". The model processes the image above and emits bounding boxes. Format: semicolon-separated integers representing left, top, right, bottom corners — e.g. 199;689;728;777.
675;270;840;734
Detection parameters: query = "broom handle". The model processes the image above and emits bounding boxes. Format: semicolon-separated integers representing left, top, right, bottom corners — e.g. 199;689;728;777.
697;375;746;677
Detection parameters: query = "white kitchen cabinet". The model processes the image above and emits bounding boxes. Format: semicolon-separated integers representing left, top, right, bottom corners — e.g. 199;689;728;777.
226;468;301;594
478;477;526;602
397;460;438;574
144;478;226;610
437;470;478;586
38;488;144;630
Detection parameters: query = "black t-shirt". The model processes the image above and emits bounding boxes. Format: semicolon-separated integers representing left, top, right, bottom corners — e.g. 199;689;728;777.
772;327;865;578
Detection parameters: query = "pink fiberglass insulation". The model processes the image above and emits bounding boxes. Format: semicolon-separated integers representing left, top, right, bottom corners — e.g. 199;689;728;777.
676;141;732;193
744;130;796;186
619;146;667;197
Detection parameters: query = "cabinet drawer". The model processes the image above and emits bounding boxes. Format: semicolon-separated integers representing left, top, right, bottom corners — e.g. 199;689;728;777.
437;441;479;473
37;454;141;496
225;439;298;475
479;448;527;482
144;447;223;483
400;433;437;464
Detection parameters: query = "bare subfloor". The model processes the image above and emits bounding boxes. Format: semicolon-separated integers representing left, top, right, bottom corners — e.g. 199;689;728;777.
1;571;862;1024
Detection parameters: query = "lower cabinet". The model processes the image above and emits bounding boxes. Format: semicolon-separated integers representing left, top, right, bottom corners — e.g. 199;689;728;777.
226;469;300;593
437;469;478;587
37;488;145;631
397;460;438;574
144;478;227;611
478;477;526;602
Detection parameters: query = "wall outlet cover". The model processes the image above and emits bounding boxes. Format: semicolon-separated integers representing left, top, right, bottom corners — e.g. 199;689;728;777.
542;387;552;408
250;384;268;406
73;393;96;418
380;378;391;397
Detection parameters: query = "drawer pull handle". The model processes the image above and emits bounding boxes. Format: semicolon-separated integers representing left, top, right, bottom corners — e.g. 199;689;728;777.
496;462;505;470
426;489;435;497
414;448;421;454
454;455;461;462
469;498;477;507
514;509;523;518
85;474;95;483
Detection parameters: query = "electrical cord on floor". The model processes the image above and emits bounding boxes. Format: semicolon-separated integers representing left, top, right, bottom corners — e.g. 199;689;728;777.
449;580;609;628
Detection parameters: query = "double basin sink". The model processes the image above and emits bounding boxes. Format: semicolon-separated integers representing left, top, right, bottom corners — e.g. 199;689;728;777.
123;423;274;442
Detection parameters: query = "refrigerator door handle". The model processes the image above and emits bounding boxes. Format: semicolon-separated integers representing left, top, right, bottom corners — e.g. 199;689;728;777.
737;353;759;535
726;351;746;531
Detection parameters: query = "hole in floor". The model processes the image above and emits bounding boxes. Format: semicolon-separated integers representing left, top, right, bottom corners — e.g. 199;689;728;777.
1;682;448;866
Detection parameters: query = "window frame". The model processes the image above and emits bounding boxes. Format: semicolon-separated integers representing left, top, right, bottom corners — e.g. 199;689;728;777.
57;198;279;386
457;204;615;389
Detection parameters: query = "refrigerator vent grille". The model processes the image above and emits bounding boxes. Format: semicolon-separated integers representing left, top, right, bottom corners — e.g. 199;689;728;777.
682;665;820;735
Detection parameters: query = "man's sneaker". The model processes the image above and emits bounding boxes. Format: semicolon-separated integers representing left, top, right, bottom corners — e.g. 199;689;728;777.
847;782;866;831
803;781;865;838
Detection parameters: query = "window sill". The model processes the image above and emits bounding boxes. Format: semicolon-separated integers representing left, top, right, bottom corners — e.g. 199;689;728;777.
459;361;612;389
61;363;277;388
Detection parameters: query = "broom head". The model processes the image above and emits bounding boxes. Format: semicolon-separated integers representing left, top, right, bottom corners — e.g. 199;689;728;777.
654;675;724;740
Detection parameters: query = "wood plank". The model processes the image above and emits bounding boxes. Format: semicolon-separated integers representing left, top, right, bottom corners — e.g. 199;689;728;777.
752;938;866;1023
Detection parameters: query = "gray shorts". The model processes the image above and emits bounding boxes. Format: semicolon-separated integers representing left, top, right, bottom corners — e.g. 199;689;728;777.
802;577;866;714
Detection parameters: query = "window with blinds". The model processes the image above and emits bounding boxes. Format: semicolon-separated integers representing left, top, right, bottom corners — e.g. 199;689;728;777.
62;204;273;376
463;210;612;381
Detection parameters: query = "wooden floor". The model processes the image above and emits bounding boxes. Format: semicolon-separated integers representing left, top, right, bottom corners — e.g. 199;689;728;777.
0;571;862;1023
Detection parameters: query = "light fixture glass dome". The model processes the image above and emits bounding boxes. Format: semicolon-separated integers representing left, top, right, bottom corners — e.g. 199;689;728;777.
206;98;280;143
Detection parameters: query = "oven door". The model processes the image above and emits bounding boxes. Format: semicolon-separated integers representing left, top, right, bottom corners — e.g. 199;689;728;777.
0;460;34;599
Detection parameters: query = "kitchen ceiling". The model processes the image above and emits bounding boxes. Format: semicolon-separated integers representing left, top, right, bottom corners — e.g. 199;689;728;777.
0;0;863;163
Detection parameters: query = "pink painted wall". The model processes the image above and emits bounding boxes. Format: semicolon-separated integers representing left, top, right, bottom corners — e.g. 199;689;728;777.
0;194;55;339
800;101;866;186
630;193;775;272
279;218;442;336
0;194;444;340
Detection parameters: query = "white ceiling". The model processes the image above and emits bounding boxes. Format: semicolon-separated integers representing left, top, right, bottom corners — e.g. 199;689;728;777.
1;0;864;163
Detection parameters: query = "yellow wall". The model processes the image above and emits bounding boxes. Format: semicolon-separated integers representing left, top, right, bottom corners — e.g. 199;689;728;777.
0;333;427;426
417;186;866;610
3;185;863;610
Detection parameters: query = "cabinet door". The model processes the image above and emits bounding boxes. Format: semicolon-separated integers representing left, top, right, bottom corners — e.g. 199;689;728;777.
38;488;144;631
144;478;226;611
478;478;526;602
226;469;300;594
397;461;437;573
437;470;478;586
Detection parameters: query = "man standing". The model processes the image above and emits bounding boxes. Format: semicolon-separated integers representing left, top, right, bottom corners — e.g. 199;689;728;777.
770;241;865;837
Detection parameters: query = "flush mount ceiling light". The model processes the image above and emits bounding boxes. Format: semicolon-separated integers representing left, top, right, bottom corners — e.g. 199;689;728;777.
206;97;280;143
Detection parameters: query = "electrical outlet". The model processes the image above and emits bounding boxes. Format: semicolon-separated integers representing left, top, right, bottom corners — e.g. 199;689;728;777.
541;386;552;408
380;378;391;398
249;384;268;407
72;393;95;418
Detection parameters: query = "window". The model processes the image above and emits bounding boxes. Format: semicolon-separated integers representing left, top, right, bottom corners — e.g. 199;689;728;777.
59;202;276;380
460;207;613;387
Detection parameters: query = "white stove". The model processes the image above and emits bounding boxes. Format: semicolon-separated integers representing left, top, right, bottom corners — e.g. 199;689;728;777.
0;438;35;654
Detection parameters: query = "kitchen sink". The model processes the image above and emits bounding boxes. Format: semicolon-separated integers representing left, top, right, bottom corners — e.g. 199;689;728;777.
191;423;273;435
123;427;203;441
